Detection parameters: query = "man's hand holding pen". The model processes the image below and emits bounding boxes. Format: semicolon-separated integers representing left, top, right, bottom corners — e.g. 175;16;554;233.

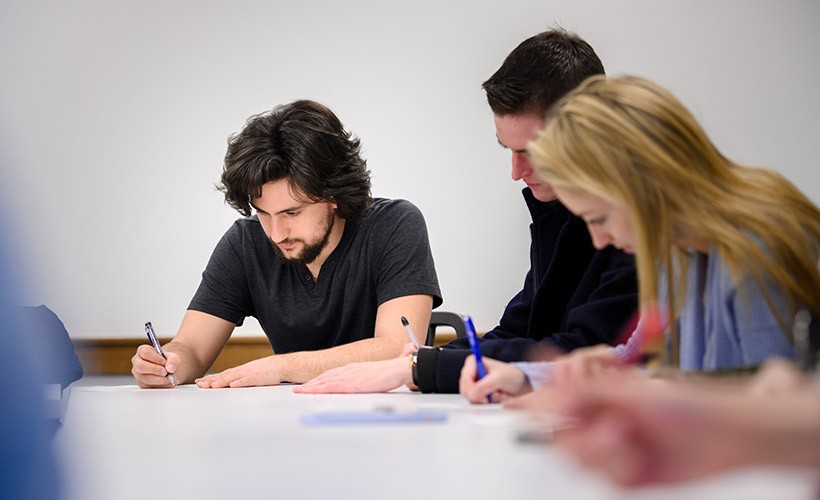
132;345;181;388
132;322;180;388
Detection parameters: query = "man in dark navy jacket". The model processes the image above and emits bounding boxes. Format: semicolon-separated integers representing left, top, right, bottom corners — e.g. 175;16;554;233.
296;29;638;395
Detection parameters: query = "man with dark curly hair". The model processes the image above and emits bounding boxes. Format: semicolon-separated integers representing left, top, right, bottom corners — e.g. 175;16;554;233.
132;100;441;388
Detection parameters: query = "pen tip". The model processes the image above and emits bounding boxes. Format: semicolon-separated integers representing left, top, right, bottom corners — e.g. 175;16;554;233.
400;316;409;326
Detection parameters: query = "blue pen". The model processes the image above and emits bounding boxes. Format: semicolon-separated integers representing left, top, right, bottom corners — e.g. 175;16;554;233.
463;315;491;403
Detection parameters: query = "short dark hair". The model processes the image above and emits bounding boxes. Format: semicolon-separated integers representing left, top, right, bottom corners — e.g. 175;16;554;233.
482;28;605;117
219;99;372;219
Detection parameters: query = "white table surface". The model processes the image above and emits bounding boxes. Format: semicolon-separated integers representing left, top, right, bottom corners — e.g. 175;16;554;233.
55;383;818;500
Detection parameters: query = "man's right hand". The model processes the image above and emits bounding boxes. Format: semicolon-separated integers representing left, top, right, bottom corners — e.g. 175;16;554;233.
131;344;180;388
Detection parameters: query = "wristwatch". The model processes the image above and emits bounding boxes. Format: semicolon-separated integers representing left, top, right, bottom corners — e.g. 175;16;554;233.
410;352;420;389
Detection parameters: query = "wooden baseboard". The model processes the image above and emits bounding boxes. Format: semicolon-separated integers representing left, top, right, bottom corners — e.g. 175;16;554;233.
72;332;459;375
72;337;274;375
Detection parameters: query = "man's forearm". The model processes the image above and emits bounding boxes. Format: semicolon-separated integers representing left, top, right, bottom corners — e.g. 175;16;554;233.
277;336;405;383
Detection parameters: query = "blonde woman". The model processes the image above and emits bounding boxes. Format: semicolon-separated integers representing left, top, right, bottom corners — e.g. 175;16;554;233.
460;75;819;403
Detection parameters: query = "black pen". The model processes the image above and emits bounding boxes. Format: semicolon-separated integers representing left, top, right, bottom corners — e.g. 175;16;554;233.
400;316;421;350
145;322;176;386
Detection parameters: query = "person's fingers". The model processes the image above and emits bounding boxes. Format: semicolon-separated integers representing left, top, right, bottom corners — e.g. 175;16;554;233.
132;349;165;377
229;376;256;388
294;383;323;393
137;358;170;377
164;351;181;374
470;376;496;403
295;373;345;393
461;379;491;403
461;370;499;403
208;376;232;388
463;390;489;404
196;371;232;388
136;373;175;388
503;393;528;410
558;412;637;474
400;343;417;356
552;359;568;387
748;358;805;397
295;379;320;391
471;373;507;396
565;356;587;382
459;356;478;394
135;344;165;364
504;386;559;413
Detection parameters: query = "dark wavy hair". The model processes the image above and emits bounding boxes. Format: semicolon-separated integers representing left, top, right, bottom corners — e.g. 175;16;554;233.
219;99;372;219
483;27;605;117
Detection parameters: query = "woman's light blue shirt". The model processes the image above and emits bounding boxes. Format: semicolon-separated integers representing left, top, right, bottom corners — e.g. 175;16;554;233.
515;246;796;388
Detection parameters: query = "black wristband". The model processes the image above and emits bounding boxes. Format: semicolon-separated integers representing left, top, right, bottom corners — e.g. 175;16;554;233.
415;347;439;393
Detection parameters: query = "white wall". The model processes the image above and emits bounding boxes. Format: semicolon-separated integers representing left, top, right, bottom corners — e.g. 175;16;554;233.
1;0;818;339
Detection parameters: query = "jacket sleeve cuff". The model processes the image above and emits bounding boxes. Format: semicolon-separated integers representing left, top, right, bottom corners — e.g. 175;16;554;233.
415;347;439;393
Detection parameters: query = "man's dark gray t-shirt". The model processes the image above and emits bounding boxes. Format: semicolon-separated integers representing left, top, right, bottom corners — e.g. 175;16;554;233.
188;198;442;353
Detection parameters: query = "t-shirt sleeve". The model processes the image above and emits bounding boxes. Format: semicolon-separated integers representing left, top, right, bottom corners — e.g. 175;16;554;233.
188;222;255;325
373;200;442;308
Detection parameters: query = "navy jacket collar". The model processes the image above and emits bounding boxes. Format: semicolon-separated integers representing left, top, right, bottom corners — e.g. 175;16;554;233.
522;187;565;222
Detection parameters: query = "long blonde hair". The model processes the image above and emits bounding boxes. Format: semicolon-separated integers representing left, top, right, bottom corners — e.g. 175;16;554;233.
529;75;820;362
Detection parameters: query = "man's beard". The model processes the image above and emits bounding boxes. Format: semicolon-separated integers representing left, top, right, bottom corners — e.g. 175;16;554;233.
270;210;336;265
